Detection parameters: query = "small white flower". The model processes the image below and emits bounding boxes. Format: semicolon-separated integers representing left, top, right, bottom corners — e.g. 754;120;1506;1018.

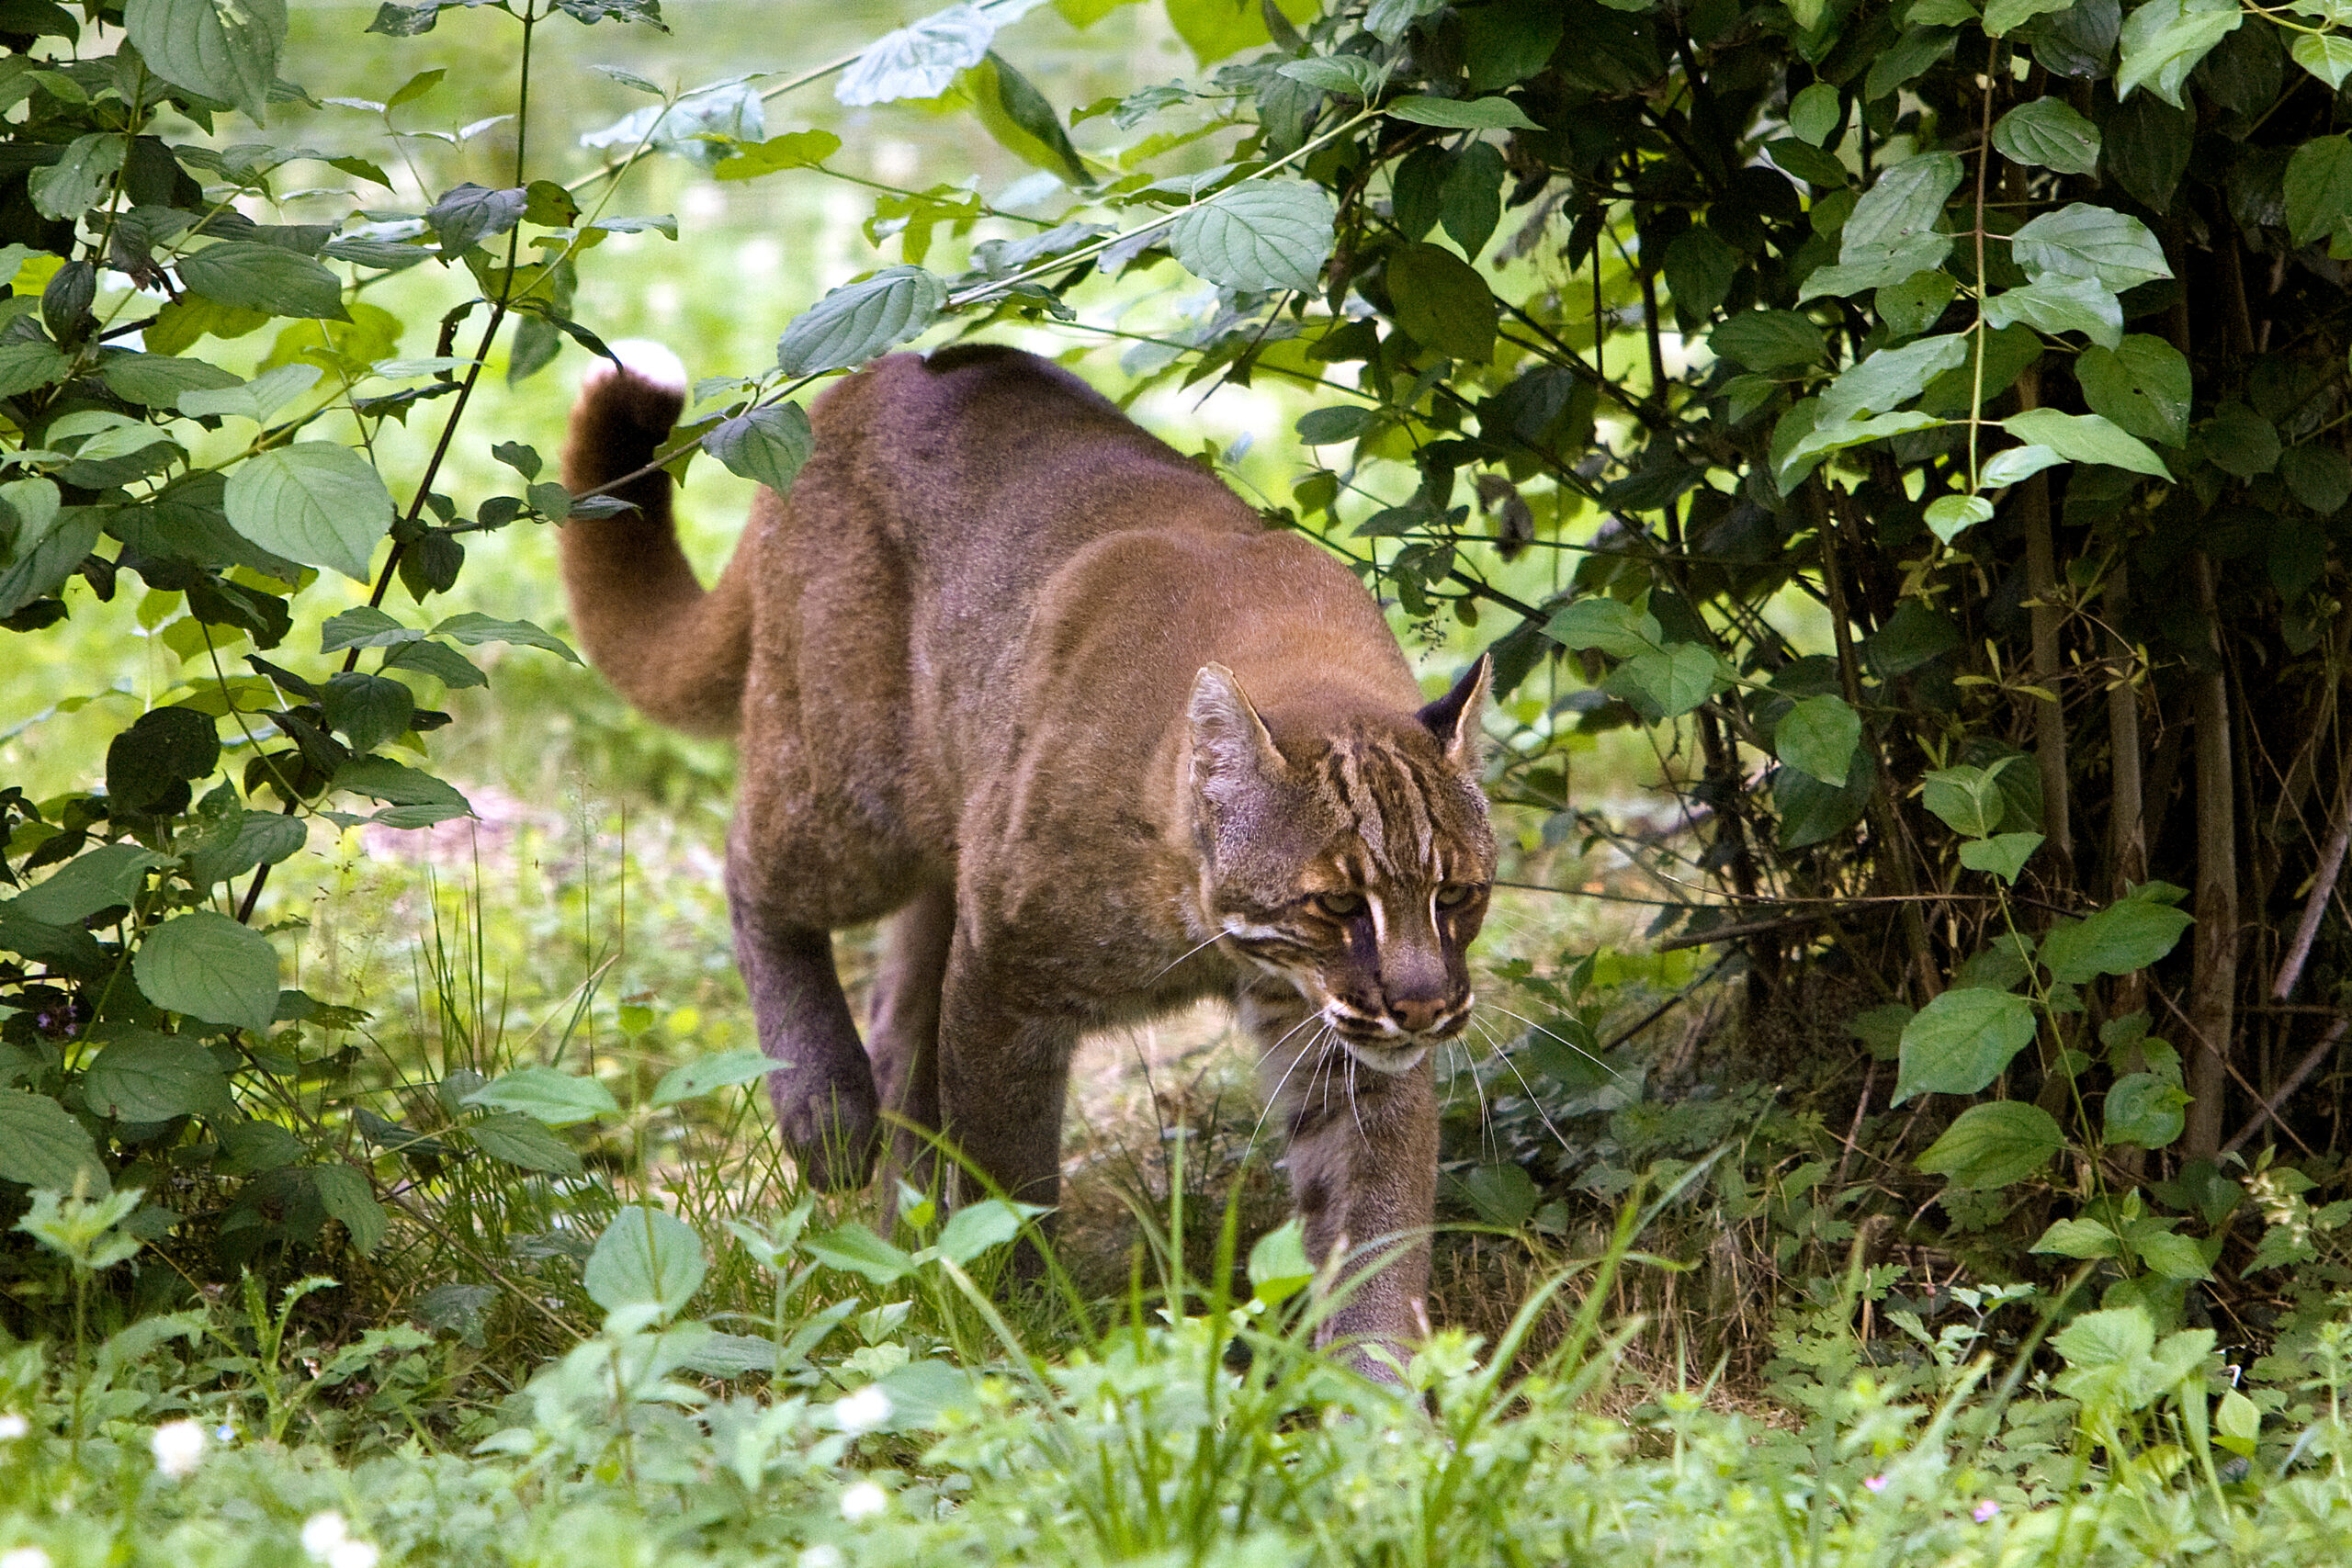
1;1547;53;1568
150;1419;205;1479
0;1415;27;1441
797;1548;846;1568
838;1481;888;1522
831;1384;893;1436
327;1541;379;1568
301;1513;349;1562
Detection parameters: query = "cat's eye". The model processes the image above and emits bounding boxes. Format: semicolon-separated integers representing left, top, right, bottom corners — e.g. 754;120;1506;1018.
1316;891;1366;918
1435;883;1476;908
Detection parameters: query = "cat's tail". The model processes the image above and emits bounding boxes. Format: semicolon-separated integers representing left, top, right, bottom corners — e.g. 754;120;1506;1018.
559;340;751;738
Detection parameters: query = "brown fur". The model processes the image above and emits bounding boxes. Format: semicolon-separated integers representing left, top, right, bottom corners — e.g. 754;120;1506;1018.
560;344;1496;1349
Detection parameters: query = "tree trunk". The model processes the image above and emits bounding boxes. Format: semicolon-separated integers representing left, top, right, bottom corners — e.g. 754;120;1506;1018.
2185;553;2239;1162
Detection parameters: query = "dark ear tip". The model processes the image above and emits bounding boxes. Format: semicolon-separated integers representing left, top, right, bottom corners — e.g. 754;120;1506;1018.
1417;654;1492;744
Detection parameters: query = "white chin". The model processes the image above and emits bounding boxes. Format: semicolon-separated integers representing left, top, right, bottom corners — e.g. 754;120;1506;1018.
1338;1039;1430;1076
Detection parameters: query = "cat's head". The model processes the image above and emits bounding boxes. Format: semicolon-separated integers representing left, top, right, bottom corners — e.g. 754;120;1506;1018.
1187;657;1498;1075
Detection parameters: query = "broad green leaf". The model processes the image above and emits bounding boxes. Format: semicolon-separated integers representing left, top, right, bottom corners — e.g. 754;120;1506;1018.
1863;24;1957;101
650;1049;778;1108
312;1163;387;1254
134;909;279;1035
321;672;414;753
6;844;167;926
176;364;322;423
1663;225;1740;321
1544;598;1663;657
463;1066;618;1126
971;52;1088;185
462;1112;582;1175
2116;0;2242;105
776;265;946;375
1893;986;2040;1103
706;402;813;494
2291;31;2352;89
2282;445;2352;513
1981;444;2064;486
1984;0;2075;34
322;606;421;652
1922;761;2009;837
1604;643;1724;720
803;1221;918;1285
0;342;71;400
2008;203;2172;289
1174;0;1320;58
2105;1070;2189;1148
933;1199;1029;1264
1925;493;1995;543
715;130;845;182
125;0;287;122
1385;243;1497;360
332;758;472;828
1995;98;2101;177
1456;1161;1539;1227
1774;694;1861;787
184;811;307;889
2199;402;2282;478
424;183;526;254
1776;410;1946;490
224;444;395;582
1818;333;1968;423
1959;831;2044;883
2037;895;2193;982
106;706;220;812
1383;95;1541;132
1788;81;1840;144
2003;407;2171;479
1982;275;2123;348
83;1031;232;1122
1246;1216;1315;1306
2137;1228;2211;1280
1774;754;1874;848
430;613;581;663
1838;152;1963;278
584;1206;707;1315
1917;1100;2064;1188
1169;181;1336;293
1278;56;1386;97
103;353;243;406
2076;335;2191;446
1295;405;1374;446
1710;310;1827;370
0;1090;107;1193
2285;135;2352;246
178;243;348;321
29;133;127;221
2034;1216;2123;1258
836;2;995;103
1877;270;1958;338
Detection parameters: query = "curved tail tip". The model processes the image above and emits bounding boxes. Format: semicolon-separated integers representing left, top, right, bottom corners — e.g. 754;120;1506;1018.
592;337;689;395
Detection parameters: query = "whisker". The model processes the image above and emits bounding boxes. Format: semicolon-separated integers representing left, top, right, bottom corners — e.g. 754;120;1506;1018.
1482;1017;1577;1158
1346;1049;1368;1145
1482;1001;1618;1074
1457;1024;1498;1163
1243;1012;1326;1163
1149;931;1228;983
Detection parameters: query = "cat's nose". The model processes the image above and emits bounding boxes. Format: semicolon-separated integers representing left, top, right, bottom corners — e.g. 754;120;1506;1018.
1386;991;1448;1034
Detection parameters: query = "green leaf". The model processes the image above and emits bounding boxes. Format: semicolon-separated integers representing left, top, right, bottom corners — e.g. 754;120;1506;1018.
0;1090;107;1193
134;910;279;1035
1663;225;1740;321
650;1049;777;1108
321;672;414;753
462;1066;617;1126
2008;203;2172;289
6;845;165;926
83;1031;232;1121
2282;445;2352;513
177;243;347;321
2199;402;2282;478
706;401;813;495
1917;1100;2064;1188
1774;694;1861;787
1959;831;2044;883
1169;181;1336;293
1838;152;1963;278
837;3;996;102
424;183;526;254
107;706;220;812
2105;1070;2189;1148
2286;135;2352;246
1247;1216;1316;1307
776;265;946;375
973;52;1087;184
1925;493;1995;543
0;342;72;400
1994;97;2102;175
2002;407;2171;479
1788;81;1841;144
1983;445;2065;487
2137;1228;2211;1280
584;1207;707;1315
125;0;287;122
30;133;127;221
1774;749;1874;847
461;1112;582;1175
2076;334;2191;446
184;811;306;889
1876;270;1957;339
1383;95;1541;132
714;129;844;181
1863;25;1957;100
1922;761;2009;838
102;353;244;407
1456;1161;1539;1227
1544;598;1663;657
1984;0;2075;34
312;1163;386;1254
2037;893;2194;982
2291;31;2352;90
429;612;581;663
2116;0;2242;106
2034;1216;2123;1258
1818;333;1969;423
176;364;322;423
1711;310;1827;370
933;1199;1028;1264
1776;410;1946;490
1982;275;2123;348
803;1221;918;1285
1385;243;1498;360
224;444;394;582
1893;987;2040;1103
1603;643;1724;720
321;606;420;652
1278;56;1386;97
332;758;472;828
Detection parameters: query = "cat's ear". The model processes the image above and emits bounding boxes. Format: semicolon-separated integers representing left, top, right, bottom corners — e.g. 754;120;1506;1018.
1418;653;1491;771
1188;663;1287;803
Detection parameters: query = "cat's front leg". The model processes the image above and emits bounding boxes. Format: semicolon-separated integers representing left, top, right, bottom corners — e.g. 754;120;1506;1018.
934;937;1080;1255
1245;987;1438;1363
